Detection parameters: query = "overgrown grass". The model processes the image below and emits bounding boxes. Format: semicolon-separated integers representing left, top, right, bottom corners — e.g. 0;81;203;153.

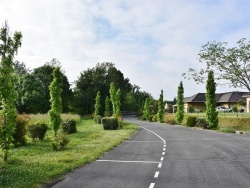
0;115;138;188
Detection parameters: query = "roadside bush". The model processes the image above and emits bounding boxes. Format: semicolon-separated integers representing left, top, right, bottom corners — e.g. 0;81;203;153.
186;116;197;127
152;115;158;122
50;133;69;151
117;115;123;128
94;115;102;124
28;122;48;141
165;119;177;125
196;118;207;129
148;115;154;122
12;114;30;147
62;118;77;134
102;117;119;130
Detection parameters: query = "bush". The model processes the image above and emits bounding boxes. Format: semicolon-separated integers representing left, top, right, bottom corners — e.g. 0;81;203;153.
232;106;238;113
165;119;177;125
94;115;102;124
12;114;30;147
186;116;197;127
188;106;195;113
148;115;154;122
62;118;77;134
28;122;48;141
102;117;119;130
51;133;69;151
152;115;158;122
196;118;207;129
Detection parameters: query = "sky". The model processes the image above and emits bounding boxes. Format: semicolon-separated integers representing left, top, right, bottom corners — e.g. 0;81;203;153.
1;0;250;100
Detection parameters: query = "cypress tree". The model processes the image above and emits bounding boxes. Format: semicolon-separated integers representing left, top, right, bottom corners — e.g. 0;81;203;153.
157;90;164;122
105;96;110;117
109;82;116;116
143;98;150;121
176;81;184;124
115;89;121;116
205;71;218;129
48;67;62;137
94;91;101;117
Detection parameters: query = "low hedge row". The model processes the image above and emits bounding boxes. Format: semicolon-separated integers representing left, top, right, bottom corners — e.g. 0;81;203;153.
164;114;250;130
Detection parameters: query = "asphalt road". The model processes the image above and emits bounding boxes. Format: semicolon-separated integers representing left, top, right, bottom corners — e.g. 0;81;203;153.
50;116;250;188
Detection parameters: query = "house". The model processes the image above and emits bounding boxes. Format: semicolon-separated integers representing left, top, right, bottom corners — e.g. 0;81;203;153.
184;91;249;113
243;93;250;113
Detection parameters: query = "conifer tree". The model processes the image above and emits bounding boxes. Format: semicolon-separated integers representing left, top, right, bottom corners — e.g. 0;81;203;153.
115;89;121;116
0;22;22;161
109;82;116;116
206;71;218;129
143;98;150;121
105;96;110;117
176;81;184;124
157;90;164;122
48;67;62;137
94;91;101;117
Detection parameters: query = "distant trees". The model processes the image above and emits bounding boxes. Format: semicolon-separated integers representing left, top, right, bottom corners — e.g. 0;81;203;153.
0;22;22;161
205;71;218;129
176;81;184;124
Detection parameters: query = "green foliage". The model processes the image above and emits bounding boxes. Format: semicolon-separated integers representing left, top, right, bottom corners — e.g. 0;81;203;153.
94;115;102;124
206;71;218;129
21;59;72;113
176;81;184;123
115;89;121;116
28;122;48;141
143;98;150;121
186;116;197;127
94;91;101;116
109;82;117;116
50;133;69;151
62;118;77;134
12;114;30;147
165;119;177;125
0;21;22;161
102;117;119;130
105;96;111;117
157;90;164;122
232;106;238;113
195;118;207;128
188;106;195;113
218;116;250;131
183;38;250;92
48;67;62;136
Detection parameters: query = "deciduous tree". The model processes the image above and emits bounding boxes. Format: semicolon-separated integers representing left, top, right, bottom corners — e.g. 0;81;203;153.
0;21;22;161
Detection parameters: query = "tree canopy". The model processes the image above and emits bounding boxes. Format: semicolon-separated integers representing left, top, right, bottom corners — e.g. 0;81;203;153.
183;38;250;91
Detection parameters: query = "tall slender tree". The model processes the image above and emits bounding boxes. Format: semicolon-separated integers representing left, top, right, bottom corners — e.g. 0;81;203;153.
115;89;122;116
0;22;22;161
48;67;62;136
94;91;101;117
176;81;184;124
143;98;150;121
157;90;164;122
109;82;117;116
205;71;218;129
105;96;111;117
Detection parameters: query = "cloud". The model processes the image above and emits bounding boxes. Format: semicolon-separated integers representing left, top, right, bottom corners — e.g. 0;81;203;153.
1;0;250;100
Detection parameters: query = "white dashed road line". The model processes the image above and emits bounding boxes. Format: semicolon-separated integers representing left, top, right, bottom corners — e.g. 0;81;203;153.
149;183;155;188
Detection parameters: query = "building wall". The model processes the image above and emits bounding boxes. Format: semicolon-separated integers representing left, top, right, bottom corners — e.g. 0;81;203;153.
185;103;206;113
247;98;250;113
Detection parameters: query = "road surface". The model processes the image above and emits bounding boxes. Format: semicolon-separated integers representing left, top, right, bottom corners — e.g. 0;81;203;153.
50;116;250;188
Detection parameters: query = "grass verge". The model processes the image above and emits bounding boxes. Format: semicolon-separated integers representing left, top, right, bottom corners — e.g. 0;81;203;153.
0;116;138;188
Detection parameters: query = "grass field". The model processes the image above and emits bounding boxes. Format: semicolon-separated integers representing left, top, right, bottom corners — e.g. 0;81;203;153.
0;115;139;188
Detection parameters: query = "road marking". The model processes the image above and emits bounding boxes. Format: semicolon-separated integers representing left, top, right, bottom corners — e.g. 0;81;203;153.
164;144;166;147
125;141;163;143
162;152;165;155
163;148;166;151
149;183;155;188
154;171;159;178
160;157;164;161
140;126;166;144
158;163;162;168
97;160;162;164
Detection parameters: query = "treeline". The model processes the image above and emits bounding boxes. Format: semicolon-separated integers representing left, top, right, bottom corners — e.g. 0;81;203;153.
14;60;152;115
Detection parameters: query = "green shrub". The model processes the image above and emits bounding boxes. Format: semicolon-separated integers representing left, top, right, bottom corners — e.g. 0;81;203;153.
62;118;77;134
232;106;238;113
186;116;197;127
102;117;119;130
12;114;30;147
50;133;69;151
219;126;236;133
94;115;102;124
28;122;48;141
152;115;158;122
196;118;207;129
148;115;154;122
165;119;177;125
188;106;195;113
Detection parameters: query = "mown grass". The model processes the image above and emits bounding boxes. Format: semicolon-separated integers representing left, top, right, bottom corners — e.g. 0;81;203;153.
0;115;139;188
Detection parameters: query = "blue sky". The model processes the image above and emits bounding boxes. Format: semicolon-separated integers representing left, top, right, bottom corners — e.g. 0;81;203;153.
1;0;250;99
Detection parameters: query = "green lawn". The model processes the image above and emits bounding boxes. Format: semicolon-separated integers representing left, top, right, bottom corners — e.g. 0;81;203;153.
0;115;139;188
